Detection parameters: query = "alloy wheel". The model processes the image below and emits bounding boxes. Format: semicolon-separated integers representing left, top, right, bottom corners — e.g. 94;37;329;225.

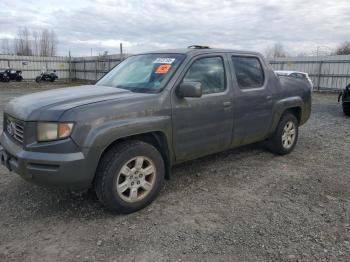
115;156;156;203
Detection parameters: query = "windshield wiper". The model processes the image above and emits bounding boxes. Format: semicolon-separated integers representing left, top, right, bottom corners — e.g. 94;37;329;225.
115;85;131;90
115;85;157;93
128;87;157;93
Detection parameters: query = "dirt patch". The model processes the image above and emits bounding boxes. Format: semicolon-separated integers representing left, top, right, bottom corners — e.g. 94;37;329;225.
0;82;349;261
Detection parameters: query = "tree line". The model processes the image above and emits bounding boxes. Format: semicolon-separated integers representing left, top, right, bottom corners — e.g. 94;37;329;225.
265;41;350;59
1;27;57;56
1;27;349;58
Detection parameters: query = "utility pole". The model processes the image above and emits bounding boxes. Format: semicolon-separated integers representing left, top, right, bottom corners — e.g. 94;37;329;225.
68;51;72;82
120;43;123;61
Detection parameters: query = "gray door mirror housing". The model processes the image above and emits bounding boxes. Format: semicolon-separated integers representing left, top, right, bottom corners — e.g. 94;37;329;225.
176;82;202;98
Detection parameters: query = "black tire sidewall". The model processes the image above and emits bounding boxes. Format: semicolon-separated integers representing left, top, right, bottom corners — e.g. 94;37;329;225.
98;142;165;213
343;109;350;116
270;113;299;155
343;104;350;116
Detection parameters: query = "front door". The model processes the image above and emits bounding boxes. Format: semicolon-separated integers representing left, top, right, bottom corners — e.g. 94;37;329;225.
171;55;234;162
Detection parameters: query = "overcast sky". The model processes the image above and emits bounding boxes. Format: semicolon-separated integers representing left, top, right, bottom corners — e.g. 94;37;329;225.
1;0;349;56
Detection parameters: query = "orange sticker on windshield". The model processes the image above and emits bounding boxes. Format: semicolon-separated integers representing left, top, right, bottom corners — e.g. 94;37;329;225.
155;64;171;74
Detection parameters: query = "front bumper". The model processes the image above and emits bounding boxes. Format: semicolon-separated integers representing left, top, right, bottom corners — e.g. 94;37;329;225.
0;132;92;189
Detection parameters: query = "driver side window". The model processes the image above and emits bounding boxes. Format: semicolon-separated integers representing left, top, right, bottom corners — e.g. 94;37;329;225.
183;56;226;95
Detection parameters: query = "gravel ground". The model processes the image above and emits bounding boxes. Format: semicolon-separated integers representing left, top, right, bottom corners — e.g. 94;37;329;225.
0;82;349;262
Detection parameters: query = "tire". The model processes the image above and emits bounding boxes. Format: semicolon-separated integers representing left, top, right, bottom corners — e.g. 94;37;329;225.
15;76;23;82
50;78;55;82
94;140;165;214
343;103;350;116
343;107;350;116
267;113;299;155
35;76;41;83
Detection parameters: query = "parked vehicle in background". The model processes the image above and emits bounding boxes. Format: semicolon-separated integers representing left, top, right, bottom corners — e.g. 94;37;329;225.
35;70;58;83
0;46;311;214
0;69;23;82
0;71;10;82
275;70;313;89
338;83;350;116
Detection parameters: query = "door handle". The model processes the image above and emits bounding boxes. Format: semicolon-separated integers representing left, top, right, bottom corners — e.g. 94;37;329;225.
223;101;232;107
266;95;273;100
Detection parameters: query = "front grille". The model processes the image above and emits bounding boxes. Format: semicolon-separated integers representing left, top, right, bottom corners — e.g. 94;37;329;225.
5;115;24;144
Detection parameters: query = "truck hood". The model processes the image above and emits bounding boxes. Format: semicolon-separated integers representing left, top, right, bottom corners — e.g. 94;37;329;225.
5;85;140;121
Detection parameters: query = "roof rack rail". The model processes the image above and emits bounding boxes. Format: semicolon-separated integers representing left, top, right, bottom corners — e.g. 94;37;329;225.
187;45;210;49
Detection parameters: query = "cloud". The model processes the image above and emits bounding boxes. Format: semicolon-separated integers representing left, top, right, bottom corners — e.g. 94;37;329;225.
1;0;350;56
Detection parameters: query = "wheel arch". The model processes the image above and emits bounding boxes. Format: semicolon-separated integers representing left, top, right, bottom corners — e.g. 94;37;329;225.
96;131;172;180
284;106;302;124
269;97;304;135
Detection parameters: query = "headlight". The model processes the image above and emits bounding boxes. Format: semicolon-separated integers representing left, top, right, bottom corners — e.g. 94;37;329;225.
37;122;74;142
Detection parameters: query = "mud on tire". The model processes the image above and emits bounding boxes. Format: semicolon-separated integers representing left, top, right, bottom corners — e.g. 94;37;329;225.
267;113;299;155
94;140;165;214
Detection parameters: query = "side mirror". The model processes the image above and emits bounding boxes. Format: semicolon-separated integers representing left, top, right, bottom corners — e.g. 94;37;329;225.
176;82;202;98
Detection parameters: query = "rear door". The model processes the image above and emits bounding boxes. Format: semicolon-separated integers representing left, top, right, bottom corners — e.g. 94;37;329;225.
229;55;274;145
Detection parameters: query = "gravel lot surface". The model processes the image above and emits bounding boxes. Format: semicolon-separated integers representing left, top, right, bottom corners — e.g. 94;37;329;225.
0;82;349;262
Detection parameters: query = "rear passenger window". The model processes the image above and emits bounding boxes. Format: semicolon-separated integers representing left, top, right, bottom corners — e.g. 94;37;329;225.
290;73;306;79
232;56;264;89
183;56;226;94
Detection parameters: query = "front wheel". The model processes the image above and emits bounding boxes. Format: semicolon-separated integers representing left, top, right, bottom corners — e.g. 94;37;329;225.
267;113;299;155
35;76;41;83
94;140;165;213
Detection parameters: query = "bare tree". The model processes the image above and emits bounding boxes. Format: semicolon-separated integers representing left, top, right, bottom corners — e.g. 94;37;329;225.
32;31;39;56
39;29;50;56
38;29;57;56
296;52;308;57
4;27;58;56
336;42;350;55
49;29;57;56
15;27;33;56
1;38;12;54
264;42;288;59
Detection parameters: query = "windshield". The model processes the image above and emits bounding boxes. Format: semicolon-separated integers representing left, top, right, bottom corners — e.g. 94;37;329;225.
96;53;185;93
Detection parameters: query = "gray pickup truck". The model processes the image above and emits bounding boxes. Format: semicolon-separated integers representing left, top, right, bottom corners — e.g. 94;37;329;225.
0;46;311;213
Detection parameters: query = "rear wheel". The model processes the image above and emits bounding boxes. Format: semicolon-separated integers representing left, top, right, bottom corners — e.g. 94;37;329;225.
94;140;165;213
268;113;299;155
15;76;23;82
